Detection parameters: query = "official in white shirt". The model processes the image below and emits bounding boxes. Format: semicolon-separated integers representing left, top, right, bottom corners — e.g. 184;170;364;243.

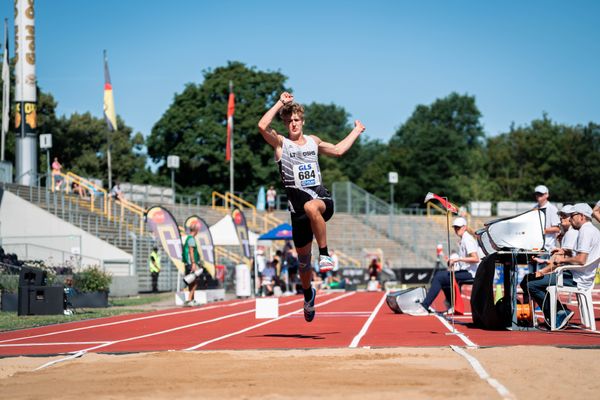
524;203;600;329
420;217;482;313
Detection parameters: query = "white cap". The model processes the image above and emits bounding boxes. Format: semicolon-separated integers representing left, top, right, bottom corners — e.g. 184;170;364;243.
534;185;549;194
452;217;467;227
566;203;593;218
558;204;574;216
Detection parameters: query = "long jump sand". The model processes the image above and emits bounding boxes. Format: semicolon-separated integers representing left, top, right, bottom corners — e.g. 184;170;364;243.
1;346;599;399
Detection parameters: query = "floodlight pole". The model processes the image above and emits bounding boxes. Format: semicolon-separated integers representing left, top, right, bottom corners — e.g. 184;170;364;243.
171;168;175;203
167;155;180;205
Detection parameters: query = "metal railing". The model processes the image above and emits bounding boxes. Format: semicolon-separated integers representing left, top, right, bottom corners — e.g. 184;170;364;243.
211;191;282;233
331;181;439;265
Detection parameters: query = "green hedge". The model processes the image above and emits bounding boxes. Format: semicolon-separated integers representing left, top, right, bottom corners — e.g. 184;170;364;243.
0;274;19;293
73;266;112;293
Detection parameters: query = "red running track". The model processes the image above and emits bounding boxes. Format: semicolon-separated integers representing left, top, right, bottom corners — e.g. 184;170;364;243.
1;290;600;357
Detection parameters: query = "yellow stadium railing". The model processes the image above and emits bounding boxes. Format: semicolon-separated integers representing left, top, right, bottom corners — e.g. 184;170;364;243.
211;191;281;233
111;197;145;234
215;246;245;265
336;250;361;268
52;172;108;215
55;171;146;235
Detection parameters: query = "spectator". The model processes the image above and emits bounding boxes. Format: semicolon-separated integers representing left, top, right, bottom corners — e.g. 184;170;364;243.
255;247;267;273
71;181;86;198
328;270;346;289
110;181;124;201
533;185;561;253
367;258;381;281
266;185;277;212
261;259;278;296
285;248;300;293
420;217;483;313
523;203;600;329
148;246;161;293
51;157;64;190
273;250;283;276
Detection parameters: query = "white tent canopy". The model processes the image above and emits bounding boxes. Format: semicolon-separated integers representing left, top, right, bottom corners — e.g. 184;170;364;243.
209;215;259;247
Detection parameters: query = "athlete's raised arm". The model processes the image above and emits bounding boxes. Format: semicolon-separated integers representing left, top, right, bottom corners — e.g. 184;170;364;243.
258;92;293;149
313;120;366;157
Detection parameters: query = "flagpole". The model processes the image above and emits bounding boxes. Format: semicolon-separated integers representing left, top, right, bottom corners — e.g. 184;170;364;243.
229;80;234;206
103;49;117;192
445;198;457;333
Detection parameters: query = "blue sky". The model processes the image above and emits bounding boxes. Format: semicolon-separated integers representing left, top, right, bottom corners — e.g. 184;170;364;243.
2;1;599;142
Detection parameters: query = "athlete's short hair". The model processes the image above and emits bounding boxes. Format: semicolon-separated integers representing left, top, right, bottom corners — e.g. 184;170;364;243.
279;102;305;121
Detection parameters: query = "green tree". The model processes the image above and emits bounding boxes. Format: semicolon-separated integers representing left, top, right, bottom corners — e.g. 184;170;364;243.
388;92;486;206
53;112;145;185
147;61;289;199
486;116;600;202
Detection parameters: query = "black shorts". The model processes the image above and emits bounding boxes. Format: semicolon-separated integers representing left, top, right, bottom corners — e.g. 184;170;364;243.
290;198;334;248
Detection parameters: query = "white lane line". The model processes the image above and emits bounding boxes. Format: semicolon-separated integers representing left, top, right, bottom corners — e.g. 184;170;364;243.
185;292;356;350
0;298;256;344
349;292;387;348
450;345;516;400
0;341;109;347
35;351;87;371
34;296;308;370
435;314;478;348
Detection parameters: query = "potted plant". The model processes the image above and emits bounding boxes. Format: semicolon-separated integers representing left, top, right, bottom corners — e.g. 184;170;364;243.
70;266;112;308
0;274;19;312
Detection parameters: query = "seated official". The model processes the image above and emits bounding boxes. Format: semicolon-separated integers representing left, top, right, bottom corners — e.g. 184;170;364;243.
522;203;600;329
420;217;482;313
261;260;278;296
531;204;579;267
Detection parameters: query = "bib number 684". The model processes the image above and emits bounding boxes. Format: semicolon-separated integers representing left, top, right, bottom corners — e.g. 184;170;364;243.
298;170;316;180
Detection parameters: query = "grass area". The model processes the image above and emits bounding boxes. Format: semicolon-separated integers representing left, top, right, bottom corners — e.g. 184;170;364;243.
0;292;173;332
109;292;172;307
0;308;148;332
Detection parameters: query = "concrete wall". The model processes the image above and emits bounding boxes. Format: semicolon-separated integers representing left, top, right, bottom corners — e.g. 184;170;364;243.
0;189;133;276
110;276;139;297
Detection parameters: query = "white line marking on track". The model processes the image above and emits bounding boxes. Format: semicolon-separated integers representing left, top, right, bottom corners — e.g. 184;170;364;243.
32;296;311;370
435;314;478;348
450;345;516;400
0;341;109;347
349;292;387;348
35;351;87;371
0;298;256;344
185;292;356;350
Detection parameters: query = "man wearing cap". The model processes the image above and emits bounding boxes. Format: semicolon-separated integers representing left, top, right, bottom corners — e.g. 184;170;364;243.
524;203;600;329
419;217;482;313
531;204;579;266
533;185;561;253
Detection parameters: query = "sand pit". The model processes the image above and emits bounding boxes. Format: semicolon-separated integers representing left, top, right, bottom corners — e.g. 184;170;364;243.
1;346;599;399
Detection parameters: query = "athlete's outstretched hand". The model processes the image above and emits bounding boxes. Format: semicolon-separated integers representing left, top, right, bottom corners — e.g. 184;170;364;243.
280;92;294;105
354;120;366;133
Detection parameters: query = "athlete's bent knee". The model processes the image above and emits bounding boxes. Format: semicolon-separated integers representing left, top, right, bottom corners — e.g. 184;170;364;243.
304;201;323;217
298;253;312;273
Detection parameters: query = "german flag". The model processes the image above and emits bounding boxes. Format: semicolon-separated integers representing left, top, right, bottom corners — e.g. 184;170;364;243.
103;50;117;132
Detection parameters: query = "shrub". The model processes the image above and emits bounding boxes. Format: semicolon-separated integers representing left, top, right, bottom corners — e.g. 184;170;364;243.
73;266;112;293
0;274;19;293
